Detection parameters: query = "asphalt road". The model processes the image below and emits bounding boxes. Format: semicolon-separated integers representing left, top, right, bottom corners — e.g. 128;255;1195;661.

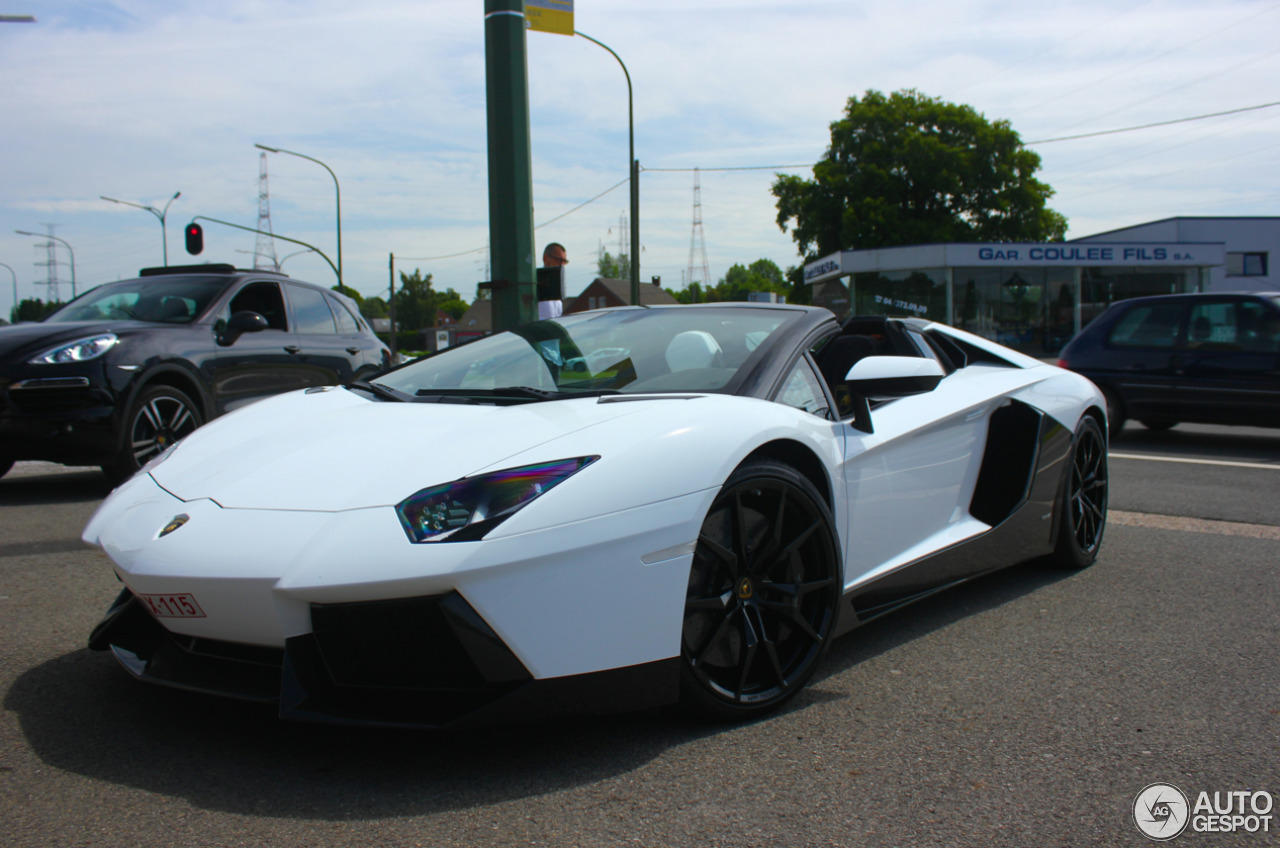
1;422;1277;847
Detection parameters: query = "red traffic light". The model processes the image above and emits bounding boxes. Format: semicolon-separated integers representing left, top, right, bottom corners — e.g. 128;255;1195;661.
185;223;204;255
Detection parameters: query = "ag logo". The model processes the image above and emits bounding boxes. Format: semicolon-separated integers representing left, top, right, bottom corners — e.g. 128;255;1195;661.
159;514;189;538
1134;783;1190;841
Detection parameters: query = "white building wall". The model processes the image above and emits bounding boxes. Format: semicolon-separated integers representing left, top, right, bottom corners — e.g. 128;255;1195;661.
1074;217;1279;292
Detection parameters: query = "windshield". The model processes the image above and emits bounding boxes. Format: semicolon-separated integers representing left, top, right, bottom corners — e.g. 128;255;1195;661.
375;306;799;397
45;276;229;324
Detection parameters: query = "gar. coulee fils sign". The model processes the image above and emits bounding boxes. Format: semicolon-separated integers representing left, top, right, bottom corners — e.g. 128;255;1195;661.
949;242;1218;267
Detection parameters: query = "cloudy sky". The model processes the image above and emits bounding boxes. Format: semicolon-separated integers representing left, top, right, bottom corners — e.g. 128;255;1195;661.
2;0;1278;310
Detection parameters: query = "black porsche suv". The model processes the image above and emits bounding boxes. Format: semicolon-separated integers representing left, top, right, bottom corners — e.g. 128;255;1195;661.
0;264;390;483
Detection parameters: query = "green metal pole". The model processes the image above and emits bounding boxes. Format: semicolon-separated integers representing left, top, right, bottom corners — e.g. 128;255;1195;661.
389;252;397;354
485;0;536;331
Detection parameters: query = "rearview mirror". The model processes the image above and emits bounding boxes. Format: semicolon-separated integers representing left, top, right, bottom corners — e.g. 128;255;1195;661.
217;310;269;347
844;355;945;400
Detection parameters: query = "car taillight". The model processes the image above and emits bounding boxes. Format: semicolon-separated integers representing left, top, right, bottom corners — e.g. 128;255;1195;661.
1055;358;1069;369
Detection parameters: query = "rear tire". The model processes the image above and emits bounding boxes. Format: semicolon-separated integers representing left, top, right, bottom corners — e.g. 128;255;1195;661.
103;385;202;485
679;459;841;721
1052;416;1108;569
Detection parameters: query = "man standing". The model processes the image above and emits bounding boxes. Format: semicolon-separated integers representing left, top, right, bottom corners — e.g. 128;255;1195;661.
538;242;567;320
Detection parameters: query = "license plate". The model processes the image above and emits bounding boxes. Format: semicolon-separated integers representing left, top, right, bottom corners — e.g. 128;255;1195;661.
138;593;206;618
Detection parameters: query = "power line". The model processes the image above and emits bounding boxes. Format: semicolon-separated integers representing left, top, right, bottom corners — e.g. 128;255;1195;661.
642;164;812;172
1025;100;1280;144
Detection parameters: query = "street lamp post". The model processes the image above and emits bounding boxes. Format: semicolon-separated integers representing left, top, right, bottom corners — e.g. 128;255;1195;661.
100;191;181;265
255;144;342;285
0;262;16;321
14;230;76;300
574;31;640;306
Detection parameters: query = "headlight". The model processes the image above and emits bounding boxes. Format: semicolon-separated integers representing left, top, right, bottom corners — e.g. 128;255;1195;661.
395;456;598;543
28;333;118;365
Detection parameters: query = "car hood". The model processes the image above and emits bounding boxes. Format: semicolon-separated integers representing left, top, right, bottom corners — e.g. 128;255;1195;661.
0;319;160;361
148;385;660;511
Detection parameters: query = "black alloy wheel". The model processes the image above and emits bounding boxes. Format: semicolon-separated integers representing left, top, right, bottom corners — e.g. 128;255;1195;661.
105;386;202;484
680;459;840;720
1053;416;1108;569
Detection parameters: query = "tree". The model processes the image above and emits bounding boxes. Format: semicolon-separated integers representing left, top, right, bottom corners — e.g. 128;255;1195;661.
666;258;791;304
11;298;62;323
393;269;468;334
772;89;1067;259
331;283;364;306
669;281;704;305
358;296;388;320
596;251;631;280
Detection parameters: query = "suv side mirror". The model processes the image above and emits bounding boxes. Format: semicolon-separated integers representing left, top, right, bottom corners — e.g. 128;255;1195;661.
218;311;269;347
843;356;945;400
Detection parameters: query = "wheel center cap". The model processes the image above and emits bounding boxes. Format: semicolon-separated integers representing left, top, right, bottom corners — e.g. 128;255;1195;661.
737;577;754;600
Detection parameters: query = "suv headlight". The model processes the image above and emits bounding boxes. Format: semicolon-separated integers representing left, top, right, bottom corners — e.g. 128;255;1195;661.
28;334;118;365
395;456;598;543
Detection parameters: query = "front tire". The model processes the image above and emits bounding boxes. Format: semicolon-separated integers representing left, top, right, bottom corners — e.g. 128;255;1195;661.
1052;416;1108;569
679;460;841;720
104;385;202;484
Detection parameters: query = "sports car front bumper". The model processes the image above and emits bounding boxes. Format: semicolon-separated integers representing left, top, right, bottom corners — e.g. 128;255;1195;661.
84;473;710;727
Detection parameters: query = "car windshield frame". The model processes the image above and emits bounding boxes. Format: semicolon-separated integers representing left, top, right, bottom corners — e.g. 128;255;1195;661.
374;305;808;400
44;276;230;325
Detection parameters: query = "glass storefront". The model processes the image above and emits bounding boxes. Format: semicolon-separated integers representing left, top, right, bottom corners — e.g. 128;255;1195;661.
814;264;1205;357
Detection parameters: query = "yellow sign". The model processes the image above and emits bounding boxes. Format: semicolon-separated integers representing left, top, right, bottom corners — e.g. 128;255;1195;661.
525;0;573;36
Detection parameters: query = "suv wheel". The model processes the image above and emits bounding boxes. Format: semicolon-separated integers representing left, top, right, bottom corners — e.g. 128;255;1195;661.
104;386;202;484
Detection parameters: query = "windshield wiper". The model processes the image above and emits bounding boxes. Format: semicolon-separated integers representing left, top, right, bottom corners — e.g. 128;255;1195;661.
414;385;620;403
349;380;408;403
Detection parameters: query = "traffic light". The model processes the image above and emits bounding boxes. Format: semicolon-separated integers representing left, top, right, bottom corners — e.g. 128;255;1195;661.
185;222;204;255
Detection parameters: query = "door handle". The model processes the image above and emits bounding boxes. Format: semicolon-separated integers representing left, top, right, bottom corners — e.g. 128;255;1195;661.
346;347;360;354
284;345;301;354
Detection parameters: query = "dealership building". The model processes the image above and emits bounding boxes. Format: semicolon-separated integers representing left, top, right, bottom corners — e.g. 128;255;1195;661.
804;216;1278;355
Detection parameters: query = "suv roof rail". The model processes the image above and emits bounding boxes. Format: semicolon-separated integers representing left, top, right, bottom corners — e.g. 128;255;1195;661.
140;263;238;277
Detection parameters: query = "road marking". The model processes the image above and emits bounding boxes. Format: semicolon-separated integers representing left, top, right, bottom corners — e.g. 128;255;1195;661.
1110;452;1280;471
1110;510;1280;540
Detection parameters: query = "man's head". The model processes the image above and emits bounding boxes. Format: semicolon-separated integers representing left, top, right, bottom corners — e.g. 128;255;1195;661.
543;242;568;267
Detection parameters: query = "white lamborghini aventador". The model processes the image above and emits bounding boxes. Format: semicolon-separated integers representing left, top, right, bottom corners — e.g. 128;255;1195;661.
83;303;1109;727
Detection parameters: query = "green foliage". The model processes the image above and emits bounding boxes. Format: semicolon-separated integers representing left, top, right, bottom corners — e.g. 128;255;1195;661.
784;264;810;305
11;298;62;323
331;283;364;305
772;89;1067;259
437;297;469;320
669;282;704;305
393;269;467;334
359;296;388;320
666;258;801;305
596;251;631;280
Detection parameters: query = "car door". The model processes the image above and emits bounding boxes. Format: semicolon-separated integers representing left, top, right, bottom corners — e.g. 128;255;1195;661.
1174;297;1280;425
1100;299;1187;421
326;291;384;377
822;326;1021;595
208;279;311;413
282;283;359;386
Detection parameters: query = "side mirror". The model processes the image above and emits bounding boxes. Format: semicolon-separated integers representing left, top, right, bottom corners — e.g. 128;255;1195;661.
217;310;269;347
844;355;945;400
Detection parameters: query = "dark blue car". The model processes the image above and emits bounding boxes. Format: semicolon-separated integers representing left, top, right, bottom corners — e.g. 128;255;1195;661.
1057;291;1280;437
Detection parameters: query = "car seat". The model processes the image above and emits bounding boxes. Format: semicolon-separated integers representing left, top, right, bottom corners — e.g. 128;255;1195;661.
665;331;724;372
